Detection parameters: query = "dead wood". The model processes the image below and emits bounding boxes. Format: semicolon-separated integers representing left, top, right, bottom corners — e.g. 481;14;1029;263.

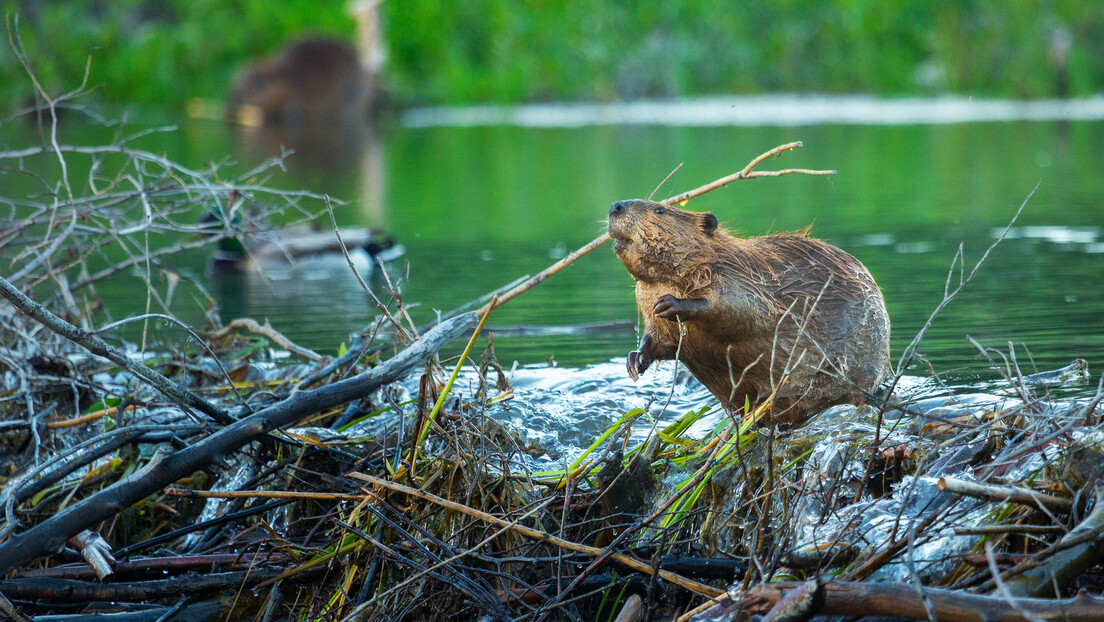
349;472;724;598
112;499;293;558
0;592;31;622
3;425;188;526
15;553;290;581
938;476;1075;512
202;318;325;362
20;600;222;621
612;594;643;622
691;580;1104;622
0;313;477;577
0;275;233;426
0;569;289;601
1001;482;1104;597
651;555;746;580
67;530;114;581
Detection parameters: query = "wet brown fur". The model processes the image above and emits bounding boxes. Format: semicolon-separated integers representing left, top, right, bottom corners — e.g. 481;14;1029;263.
609;199;891;423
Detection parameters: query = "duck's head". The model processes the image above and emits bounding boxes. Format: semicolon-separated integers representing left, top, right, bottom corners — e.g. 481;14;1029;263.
199;190;255;272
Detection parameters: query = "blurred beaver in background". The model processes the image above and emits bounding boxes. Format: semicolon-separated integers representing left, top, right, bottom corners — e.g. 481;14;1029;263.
228;38;376;127
608;199;891;424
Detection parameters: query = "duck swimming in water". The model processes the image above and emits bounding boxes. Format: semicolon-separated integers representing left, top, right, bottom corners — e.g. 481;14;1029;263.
199;191;402;276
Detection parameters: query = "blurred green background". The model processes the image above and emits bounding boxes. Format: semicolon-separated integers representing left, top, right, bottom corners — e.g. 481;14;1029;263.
1;0;1102;113
2;1;1103;377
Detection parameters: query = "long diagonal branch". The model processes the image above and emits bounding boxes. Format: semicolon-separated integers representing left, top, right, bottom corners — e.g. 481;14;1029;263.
482;142;833;314
0;313;478;576
0;274;232;425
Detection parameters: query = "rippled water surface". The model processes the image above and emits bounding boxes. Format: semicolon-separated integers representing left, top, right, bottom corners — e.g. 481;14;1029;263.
9;98;1104;431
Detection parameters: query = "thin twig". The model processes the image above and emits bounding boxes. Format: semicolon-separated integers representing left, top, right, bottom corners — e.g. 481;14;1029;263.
0;274;232;425
324;195;413;343
349;473;723;597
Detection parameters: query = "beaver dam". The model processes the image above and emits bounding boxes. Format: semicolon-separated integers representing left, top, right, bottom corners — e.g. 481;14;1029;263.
2;108;1104;622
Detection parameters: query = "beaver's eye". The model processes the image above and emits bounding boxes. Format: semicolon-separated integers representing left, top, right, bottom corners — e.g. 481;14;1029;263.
654;206;665;215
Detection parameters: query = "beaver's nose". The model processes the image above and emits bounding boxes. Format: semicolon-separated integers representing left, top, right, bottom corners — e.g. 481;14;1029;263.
609;201;627;215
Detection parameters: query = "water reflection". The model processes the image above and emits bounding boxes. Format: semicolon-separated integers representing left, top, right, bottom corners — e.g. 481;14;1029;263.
19;101;1098;385
232;120;388;225
207;110;1104;383
404;95;1104;128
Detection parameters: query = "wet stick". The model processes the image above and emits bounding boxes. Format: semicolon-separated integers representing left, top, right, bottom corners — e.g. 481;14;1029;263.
409;296;499;477
937;477;1074;513
693;580;1104;622
349;472;723;598
477;141;835;315
0;314;478;577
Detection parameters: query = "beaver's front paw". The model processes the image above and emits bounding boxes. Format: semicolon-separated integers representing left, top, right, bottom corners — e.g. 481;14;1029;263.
627;350;653;381
653;295;708;321
652;294;678;319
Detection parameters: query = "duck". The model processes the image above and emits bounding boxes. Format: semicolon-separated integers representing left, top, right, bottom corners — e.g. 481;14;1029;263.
199;191;402;276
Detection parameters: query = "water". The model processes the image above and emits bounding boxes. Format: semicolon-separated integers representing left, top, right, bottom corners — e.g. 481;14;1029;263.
5;98;1104;387
404;94;1104;127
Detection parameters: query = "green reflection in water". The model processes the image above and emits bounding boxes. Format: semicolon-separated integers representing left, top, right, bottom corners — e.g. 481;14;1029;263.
5;115;1103;382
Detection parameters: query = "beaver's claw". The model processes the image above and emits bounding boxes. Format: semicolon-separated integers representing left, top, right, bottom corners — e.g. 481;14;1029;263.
653;294;709;321
653;294;678;319
627;350;651;381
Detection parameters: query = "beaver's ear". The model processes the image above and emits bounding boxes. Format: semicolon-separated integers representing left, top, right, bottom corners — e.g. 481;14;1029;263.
701;212;718;234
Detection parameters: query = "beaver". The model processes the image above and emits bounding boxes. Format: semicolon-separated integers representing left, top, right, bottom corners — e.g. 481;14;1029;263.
608;199;890;423
228;38;374;126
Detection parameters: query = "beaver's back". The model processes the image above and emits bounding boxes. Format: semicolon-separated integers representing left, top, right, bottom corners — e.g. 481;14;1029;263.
694;233;889;420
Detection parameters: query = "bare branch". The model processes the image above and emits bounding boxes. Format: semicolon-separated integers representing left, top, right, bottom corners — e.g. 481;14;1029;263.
0;275;232;425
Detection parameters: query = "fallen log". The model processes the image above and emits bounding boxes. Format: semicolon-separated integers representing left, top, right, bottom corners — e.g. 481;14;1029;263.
0;313;478;576
0;569;285;601
689;580;1104;622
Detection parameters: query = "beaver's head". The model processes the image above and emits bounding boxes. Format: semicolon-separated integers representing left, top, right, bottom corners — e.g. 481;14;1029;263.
607;199;720;283
228;61;290;126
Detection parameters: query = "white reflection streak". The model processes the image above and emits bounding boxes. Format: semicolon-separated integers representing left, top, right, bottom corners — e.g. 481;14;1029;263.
404;95;1104;128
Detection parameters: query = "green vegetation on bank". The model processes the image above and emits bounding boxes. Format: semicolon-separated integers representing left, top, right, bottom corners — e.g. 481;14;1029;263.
2;0;1103;113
